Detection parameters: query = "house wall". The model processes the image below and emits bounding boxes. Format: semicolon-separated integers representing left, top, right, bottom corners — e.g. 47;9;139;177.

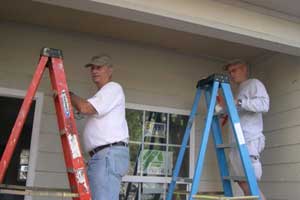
0;21;223;198
252;53;300;200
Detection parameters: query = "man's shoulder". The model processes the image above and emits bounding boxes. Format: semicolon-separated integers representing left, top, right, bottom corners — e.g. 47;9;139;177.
244;79;269;95
103;82;125;97
247;78;265;87
105;81;123;90
96;82;125;100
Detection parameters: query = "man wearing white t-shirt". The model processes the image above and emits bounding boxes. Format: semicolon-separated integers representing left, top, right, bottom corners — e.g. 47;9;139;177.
223;59;269;200
69;55;129;200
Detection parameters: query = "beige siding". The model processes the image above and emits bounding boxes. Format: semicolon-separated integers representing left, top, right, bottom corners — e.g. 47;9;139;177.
0;21;223;197
253;53;300;200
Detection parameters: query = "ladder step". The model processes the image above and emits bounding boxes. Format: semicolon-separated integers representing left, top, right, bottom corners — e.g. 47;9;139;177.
223;176;246;182
216;143;236;149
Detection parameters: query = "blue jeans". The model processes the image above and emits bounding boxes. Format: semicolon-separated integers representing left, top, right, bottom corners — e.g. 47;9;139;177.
87;146;129;200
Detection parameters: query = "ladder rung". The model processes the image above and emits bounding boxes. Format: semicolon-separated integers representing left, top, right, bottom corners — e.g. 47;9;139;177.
223;176;246;181
216;143;236;148
0;184;78;197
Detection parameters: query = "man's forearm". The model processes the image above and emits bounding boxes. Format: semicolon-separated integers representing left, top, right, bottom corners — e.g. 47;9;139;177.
69;91;97;115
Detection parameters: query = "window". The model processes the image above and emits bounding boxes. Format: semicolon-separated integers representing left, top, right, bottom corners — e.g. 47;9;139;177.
121;103;194;200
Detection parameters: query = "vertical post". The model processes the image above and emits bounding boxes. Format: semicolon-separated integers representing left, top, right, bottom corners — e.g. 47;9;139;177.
0;56;48;183
166;88;202;200
188;81;219;200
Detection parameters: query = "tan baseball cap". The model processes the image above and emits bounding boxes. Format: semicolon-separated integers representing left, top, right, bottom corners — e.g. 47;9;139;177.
223;59;248;71
85;55;112;68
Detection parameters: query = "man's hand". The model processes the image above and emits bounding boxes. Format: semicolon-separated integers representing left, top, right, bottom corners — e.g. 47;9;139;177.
69;91;75;97
234;98;238;106
217;93;226;109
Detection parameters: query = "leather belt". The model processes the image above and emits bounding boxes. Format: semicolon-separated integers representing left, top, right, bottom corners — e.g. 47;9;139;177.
89;141;128;157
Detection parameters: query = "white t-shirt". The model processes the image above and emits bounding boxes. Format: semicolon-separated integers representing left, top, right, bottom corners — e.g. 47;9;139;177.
82;81;129;152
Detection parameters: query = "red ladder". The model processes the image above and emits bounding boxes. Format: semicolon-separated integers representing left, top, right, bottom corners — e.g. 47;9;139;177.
0;48;91;200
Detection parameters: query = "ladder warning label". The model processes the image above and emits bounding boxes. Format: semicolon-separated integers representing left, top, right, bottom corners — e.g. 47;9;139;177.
68;134;81;159
234;123;245;145
75;169;89;191
61;90;70;118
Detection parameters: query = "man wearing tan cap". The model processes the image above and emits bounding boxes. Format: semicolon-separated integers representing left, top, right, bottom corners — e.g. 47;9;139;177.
69;55;129;200
223;59;269;200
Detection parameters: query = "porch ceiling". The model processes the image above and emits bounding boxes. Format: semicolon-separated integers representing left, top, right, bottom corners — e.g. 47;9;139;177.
0;0;273;62
241;0;300;19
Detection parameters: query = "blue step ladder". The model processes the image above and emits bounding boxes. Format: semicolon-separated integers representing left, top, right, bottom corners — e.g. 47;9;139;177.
166;74;260;200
